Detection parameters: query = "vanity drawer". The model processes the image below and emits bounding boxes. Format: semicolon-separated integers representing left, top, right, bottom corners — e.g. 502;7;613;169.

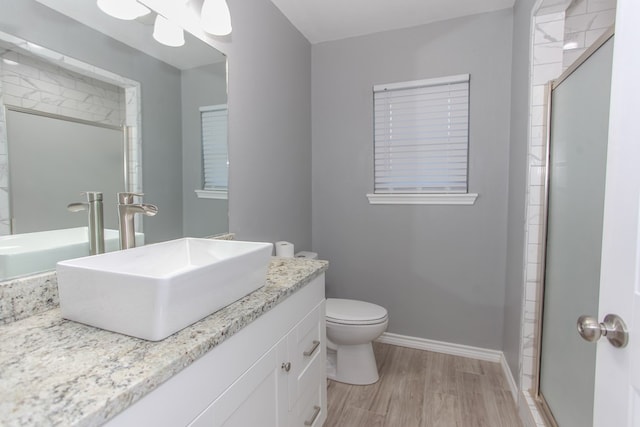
288;301;325;409
289;371;325;427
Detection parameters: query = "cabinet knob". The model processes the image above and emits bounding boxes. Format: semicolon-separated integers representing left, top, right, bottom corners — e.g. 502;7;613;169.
281;362;291;372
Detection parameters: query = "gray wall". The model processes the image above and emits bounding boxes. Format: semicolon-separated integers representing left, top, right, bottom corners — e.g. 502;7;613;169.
0;0;183;243
215;0;312;251
502;0;537;381
311;10;514;349
181;62;228;238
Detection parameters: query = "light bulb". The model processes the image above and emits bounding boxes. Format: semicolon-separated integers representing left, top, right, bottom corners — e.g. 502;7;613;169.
97;0;150;20
201;0;232;36
153;15;185;47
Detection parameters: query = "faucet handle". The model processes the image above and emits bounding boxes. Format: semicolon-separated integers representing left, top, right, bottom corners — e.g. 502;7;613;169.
67;202;88;212
118;192;144;204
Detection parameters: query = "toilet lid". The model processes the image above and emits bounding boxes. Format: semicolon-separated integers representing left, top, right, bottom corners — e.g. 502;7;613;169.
326;298;388;325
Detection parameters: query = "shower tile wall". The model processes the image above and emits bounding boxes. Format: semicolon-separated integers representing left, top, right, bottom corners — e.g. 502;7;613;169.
519;1;616;425
0;38;139;236
563;0;617;69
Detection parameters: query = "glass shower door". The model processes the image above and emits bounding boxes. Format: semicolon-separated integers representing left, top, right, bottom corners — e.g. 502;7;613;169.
537;36;613;426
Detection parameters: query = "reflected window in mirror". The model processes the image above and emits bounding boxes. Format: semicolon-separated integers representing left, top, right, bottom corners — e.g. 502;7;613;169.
196;104;228;200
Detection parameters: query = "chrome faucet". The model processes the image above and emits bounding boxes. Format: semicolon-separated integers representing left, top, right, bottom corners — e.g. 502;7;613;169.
117;192;158;250
68;191;105;255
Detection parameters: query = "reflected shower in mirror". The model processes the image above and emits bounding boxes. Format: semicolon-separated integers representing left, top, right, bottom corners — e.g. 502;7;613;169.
0;0;228;281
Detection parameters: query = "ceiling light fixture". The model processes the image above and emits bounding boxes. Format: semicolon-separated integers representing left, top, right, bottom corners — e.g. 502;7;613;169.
201;0;232;36
97;0;151;20
153;14;185;47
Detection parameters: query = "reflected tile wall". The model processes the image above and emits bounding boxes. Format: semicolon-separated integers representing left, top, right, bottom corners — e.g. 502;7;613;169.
0;52;124;126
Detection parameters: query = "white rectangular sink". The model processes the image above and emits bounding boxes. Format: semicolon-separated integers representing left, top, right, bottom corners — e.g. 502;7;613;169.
0;227;143;281
56;238;273;341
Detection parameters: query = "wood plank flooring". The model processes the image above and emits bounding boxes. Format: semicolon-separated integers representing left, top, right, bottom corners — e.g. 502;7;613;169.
325;342;522;427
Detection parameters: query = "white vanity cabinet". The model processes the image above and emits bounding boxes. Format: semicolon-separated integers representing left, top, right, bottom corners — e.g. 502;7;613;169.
106;274;326;427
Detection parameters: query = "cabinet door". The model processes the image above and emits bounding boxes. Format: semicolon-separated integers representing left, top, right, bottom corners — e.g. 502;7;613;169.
189;337;288;427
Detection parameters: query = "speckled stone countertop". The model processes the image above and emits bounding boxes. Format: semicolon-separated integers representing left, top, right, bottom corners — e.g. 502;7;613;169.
0;257;328;427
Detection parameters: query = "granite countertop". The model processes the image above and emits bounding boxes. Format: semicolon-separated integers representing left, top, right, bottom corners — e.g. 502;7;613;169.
0;257;328;427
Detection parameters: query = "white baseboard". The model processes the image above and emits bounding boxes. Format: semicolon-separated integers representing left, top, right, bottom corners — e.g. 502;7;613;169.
376;332;520;404
376;332;502;362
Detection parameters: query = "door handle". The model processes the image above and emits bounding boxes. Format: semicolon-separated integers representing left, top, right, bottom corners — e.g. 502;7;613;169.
577;313;628;348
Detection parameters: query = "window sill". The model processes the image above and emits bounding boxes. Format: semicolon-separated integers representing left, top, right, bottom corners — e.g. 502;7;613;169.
195;190;228;200
366;193;478;205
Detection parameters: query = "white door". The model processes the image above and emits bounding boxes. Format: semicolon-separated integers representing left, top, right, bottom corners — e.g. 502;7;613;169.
592;0;640;425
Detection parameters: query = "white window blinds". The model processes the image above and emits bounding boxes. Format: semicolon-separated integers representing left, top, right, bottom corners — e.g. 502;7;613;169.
200;104;228;192
373;74;470;194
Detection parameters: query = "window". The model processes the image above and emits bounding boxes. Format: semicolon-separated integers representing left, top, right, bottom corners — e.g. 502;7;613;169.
196;104;228;200
367;74;477;205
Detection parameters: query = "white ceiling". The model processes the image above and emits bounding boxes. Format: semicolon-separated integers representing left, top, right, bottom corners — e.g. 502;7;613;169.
269;0;516;44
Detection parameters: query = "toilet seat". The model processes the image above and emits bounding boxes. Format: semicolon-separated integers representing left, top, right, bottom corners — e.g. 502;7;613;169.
326;298;388;326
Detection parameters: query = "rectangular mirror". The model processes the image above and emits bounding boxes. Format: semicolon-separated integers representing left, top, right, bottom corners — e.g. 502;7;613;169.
0;0;228;281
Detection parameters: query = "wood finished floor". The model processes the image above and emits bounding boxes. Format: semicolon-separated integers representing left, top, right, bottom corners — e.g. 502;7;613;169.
325;342;522;427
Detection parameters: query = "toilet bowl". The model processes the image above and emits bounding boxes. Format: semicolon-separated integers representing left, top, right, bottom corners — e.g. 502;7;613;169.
326;298;388;385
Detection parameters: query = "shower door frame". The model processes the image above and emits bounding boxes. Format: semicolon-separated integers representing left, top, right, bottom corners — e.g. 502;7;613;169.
532;26;615;427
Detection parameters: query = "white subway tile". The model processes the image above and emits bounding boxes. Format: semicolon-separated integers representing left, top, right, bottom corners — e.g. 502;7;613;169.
7;61;39;79
567;0;588;15
521;375;533;392
534;20;565;44
529;165;545;186
565;10;616;33
76;80;107;98
529;189;540;208
527;243;541;262
532;62;562;85
529;225;542;245
587;0;617;13
528;210;542;226
526;276;539;295
60;87;91;102
531;105;546;127
534;42;564;65
523;355;535;375
39;92;67;107
530;145;546;165
2;81;39;100
531;85;547;107
531;125;544;140
40;70;77;91
585;28;610;46
535;12;565;24
564;31;587;49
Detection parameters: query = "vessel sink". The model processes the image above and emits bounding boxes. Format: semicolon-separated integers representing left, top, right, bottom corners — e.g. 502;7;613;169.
56;238;273;341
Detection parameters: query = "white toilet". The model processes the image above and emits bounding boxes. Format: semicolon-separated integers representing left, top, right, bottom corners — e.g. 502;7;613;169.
325;298;388;385
294;251;388;385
